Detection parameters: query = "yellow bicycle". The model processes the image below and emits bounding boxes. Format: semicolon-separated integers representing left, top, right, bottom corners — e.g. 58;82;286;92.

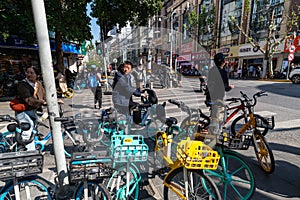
153;106;221;200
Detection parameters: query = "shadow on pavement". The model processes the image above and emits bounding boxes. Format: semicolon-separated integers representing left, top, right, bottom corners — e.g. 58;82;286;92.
237;147;300;200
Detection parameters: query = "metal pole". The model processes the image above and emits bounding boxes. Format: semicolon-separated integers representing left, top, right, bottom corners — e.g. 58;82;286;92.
31;0;68;183
170;12;173;74
286;61;290;80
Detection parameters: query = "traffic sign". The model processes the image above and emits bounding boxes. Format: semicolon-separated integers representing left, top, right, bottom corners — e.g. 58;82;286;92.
288;53;294;62
289;45;296;53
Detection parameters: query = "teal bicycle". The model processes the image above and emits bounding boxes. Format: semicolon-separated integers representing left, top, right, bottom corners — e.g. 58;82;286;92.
104;134;149;200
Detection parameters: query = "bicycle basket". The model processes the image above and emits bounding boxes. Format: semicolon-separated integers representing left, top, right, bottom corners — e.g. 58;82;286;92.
69;151;113;183
217;134;252;150
256;116;275;129
110;135;148;163
176;139;220;170
0;150;43;181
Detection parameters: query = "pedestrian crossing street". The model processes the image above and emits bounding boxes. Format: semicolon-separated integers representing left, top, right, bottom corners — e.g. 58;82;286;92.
71;77;280;125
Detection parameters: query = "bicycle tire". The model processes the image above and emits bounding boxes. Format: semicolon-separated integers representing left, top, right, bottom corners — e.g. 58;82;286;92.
105;163;141;200
75;181;111;200
252;130;275;174
64;88;74;98
0;176;54;199
163;167;221;200
231;114;268;137
205;150;256;200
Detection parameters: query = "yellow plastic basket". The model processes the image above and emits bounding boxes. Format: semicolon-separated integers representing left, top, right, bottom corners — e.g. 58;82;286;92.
176;139;220;170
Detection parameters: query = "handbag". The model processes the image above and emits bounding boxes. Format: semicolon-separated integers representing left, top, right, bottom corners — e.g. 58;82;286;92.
9;97;26;112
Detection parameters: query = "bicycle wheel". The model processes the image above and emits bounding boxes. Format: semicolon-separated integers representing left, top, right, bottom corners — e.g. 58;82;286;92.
163;167;221;200
205;150;256;200
231;114;268;136
75;181;111;200
105;163;141;199
252;130;275;174
64;88;74;98
0;177;53;200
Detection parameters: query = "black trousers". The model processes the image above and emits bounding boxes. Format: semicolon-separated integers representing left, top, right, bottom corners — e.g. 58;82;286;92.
91;86;102;108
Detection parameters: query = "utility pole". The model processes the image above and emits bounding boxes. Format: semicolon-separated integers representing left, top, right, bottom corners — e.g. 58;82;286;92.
31;0;68;184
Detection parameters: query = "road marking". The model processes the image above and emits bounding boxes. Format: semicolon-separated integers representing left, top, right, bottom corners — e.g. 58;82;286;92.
274;119;300;129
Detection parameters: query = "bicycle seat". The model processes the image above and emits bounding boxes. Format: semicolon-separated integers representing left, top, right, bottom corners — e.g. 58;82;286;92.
165;117;177;127
7;122;31;132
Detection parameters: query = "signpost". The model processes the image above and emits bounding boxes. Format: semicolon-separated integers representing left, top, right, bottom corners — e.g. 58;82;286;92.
286;50;295;80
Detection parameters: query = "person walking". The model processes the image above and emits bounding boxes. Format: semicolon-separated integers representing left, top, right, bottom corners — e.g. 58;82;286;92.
88;66;105;109
205;53;234;137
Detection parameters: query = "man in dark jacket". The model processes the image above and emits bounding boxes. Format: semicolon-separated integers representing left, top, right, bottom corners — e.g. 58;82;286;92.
112;61;146;114
206;53;234;136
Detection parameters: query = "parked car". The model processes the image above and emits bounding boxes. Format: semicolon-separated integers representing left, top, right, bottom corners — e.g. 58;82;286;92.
289;67;300;84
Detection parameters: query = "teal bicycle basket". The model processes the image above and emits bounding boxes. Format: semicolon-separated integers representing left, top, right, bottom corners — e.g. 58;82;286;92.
110;135;148;163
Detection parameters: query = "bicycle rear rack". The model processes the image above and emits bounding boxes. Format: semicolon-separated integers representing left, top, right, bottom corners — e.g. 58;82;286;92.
0;150;43;181
217;134;252;150
256;116;275;129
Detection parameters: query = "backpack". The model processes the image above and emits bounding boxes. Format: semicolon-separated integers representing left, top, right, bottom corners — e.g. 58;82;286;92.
88;75;98;87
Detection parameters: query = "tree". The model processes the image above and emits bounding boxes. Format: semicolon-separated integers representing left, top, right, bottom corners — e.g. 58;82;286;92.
90;0;163;42
0;0;93;73
230;1;299;78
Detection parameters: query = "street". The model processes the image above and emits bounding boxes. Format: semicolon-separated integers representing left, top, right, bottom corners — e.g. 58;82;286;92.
0;77;299;199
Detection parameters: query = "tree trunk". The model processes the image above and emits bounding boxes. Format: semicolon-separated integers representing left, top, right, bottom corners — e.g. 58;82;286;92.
262;59;268;78
55;30;65;74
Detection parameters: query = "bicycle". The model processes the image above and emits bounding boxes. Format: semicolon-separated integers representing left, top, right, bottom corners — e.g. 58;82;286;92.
0;110;82;157
57;87;74;98
54;151;112;200
169;99;256;200
105;134;149;200
55;115;148;200
0;150;54;199
154;99;221;200
181;90;275;174
230;91;275;174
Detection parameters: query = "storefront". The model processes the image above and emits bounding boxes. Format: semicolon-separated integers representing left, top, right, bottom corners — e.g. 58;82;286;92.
0;38;81;81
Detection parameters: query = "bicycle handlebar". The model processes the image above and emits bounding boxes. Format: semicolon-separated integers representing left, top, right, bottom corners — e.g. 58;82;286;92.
54;116;74;122
239;90;268;107
0;115;13;122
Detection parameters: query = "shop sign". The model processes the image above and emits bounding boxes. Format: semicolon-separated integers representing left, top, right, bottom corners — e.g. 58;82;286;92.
181;42;193;54
192;52;209;61
239;43;263;57
218;48;230;53
177;54;191;61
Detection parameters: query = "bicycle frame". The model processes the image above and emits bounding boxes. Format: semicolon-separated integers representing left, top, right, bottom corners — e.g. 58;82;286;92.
223;103;246;125
235;113;256;137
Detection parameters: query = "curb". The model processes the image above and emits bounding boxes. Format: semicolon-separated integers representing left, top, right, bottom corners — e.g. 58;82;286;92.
258;79;291;82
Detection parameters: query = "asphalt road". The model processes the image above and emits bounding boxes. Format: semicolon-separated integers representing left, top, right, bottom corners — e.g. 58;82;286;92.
0;78;299;199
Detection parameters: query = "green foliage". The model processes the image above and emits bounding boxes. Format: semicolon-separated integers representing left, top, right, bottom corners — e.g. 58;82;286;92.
91;0;163;39
0;0;92;44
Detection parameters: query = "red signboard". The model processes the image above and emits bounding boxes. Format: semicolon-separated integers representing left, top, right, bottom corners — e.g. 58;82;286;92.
284;36;300;53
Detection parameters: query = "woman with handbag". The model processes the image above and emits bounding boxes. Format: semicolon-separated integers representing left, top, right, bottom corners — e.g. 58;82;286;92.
13;65;47;151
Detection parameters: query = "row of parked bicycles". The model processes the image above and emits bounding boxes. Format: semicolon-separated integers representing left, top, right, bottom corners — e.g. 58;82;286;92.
0;88;275;200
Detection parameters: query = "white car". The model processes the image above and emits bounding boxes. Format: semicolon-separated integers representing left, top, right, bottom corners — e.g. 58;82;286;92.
289;67;300;84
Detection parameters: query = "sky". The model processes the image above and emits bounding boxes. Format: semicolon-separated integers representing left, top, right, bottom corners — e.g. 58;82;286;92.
87;3;100;45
